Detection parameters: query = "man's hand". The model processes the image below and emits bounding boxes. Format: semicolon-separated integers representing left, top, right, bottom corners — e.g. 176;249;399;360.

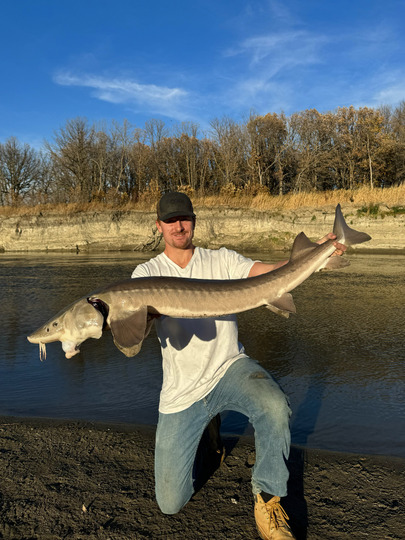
317;232;347;256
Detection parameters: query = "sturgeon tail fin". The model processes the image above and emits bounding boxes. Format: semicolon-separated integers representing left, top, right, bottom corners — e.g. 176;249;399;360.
333;204;372;246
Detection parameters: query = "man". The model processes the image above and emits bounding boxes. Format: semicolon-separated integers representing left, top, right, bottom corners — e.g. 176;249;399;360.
132;192;345;539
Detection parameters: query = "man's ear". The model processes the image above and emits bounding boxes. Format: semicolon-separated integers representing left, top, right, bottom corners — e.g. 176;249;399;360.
156;219;162;233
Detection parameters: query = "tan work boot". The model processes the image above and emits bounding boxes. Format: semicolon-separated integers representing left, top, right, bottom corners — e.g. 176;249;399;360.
254;494;296;539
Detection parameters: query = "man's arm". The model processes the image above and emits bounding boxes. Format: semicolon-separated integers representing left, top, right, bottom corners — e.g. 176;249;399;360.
248;233;347;278
248;259;288;277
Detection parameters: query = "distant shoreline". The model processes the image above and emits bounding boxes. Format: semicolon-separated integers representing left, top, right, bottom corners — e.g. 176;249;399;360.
1;204;404;253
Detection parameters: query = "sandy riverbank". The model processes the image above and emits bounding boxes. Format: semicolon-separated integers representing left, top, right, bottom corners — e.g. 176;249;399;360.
0;417;403;539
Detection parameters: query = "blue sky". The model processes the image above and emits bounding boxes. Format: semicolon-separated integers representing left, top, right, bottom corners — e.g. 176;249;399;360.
1;0;404;148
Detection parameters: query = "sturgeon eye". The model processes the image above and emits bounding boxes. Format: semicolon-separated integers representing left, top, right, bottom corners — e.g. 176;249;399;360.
46;328;50;332
53;322;58;327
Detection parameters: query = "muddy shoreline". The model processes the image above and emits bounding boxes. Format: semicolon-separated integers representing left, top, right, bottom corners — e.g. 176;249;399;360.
0;416;404;539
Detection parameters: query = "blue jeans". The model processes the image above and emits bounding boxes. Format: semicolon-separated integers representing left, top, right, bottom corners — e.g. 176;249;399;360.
155;356;291;514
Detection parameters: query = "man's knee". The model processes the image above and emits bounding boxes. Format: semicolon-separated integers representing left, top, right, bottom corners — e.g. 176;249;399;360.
253;386;291;428
156;490;190;515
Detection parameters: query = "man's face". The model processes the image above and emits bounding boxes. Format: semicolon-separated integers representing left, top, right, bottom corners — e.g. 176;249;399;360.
156;216;195;250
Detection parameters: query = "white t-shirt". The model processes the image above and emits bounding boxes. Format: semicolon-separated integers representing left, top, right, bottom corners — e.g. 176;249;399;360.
131;247;255;414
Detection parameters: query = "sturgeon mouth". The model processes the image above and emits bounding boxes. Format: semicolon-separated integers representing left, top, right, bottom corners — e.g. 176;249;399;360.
36;340;81;361
62;340;81;359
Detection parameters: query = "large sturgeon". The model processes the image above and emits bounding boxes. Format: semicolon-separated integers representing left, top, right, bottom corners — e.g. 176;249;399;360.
27;204;371;360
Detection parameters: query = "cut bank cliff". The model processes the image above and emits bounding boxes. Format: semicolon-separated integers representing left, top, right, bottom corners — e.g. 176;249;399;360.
0;205;404;253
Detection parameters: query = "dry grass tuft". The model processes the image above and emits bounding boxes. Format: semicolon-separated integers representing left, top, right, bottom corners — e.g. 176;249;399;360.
0;185;404;218
193;184;405;211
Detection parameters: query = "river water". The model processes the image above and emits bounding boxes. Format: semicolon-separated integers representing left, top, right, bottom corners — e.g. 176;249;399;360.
0;251;404;458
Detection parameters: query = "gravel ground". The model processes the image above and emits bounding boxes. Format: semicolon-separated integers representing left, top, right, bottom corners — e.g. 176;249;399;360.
0;417;404;540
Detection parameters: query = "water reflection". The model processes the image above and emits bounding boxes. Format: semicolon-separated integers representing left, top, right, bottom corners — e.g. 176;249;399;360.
0;252;404;457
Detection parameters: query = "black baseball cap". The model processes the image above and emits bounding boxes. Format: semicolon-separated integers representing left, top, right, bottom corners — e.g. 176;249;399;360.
157;192;196;221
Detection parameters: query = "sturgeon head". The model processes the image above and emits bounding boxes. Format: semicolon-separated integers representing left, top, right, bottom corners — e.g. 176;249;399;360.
27;298;105;360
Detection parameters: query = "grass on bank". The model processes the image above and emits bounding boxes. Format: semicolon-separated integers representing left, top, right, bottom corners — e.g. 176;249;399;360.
1;184;405;218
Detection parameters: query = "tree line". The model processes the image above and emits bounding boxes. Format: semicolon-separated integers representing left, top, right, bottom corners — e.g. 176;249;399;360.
1;103;404;206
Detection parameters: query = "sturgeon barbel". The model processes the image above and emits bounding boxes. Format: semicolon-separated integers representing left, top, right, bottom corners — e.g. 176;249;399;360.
27;204;371;359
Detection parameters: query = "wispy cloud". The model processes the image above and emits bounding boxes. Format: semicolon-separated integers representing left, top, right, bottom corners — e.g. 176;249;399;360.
220;29;328;114
221;15;404;116
52;7;403;129
371;75;405;106
232;30;326;70
54;71;190;120
267;0;297;25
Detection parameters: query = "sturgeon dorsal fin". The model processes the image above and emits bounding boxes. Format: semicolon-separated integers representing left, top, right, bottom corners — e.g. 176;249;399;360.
290;232;319;261
266;293;296;318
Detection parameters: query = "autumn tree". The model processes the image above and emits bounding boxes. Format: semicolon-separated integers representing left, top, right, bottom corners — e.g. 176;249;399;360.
90;126;111;197
355;107;386;189
144;119;169;190
194;137;216;194
173;122;200;190
128;128;152;198
46;118;96;202
107;119;136;197
2;104;404;207
247;112;288;194
289;109;334;192
209;117;247;190
29;152;56;204
389;101;405;185
0;137;42;205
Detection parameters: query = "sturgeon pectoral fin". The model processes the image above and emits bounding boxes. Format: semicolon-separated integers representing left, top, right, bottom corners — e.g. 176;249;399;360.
114;313;156;357
115;340;145;358
109;306;148;348
108;305;154;357
266;293;296;318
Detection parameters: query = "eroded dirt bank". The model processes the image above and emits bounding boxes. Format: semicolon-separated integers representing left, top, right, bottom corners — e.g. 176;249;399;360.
0;417;404;540
0;205;404;252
